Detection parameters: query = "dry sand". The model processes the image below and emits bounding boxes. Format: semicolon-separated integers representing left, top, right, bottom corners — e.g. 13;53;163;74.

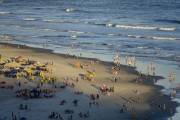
0;43;179;120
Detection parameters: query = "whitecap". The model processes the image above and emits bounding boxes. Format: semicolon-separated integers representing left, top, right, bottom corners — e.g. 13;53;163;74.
137;46;148;49
0;12;13;14
148;36;180;40
115;25;157;30
65;8;75;12
71;35;77;38
158;27;176;31
42;29;57;32
84;21;89;24
95;22;102;25
76;31;85;34
68;30;77;33
22;18;39;21
107;34;115;36
43;19;54;22
106;24;114;27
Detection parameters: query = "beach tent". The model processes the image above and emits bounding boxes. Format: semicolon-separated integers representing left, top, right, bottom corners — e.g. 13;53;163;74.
0;81;6;87
15;56;26;63
30;89;41;98
0;63;6;69
0;81;6;84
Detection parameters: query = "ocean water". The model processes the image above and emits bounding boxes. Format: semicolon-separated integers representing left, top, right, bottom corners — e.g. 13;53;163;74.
0;0;180;119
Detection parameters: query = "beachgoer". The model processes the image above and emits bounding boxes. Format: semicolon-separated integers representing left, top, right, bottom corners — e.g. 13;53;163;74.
18;82;21;87
114;77;117;82
158;104;161;110
93;69;95;74
153;79;156;84
163;103;166;110
87;111;89;117
89;102;91;108
70;115;72;120
153;66;155;75
120;108;124;113
170;107;173;115
76;77;78;82
97;94;99;99
96;102;99;108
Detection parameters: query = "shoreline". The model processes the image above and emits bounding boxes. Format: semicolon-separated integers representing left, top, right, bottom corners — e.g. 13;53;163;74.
0;42;179;120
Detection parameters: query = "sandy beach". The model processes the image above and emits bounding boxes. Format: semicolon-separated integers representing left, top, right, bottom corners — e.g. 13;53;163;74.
0;43;179;120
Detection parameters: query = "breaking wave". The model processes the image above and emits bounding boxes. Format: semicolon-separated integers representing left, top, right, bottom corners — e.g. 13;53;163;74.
22;18;177;32
22;18;40;21
115;25;157;30
0;12;13;14
158;27;176;31
102;23;177;31
65;8;75;12
106;33;180;41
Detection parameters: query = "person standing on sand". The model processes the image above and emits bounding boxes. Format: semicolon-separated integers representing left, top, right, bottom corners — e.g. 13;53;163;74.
76;77;78;82
147;65;149;75
96;102;99;108
163;103;166;110
96;94;99;99
18;82;21;87
12;112;14;117
66;50;70;57
89;102;91;108
153;65;155;75
153;79;156;84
